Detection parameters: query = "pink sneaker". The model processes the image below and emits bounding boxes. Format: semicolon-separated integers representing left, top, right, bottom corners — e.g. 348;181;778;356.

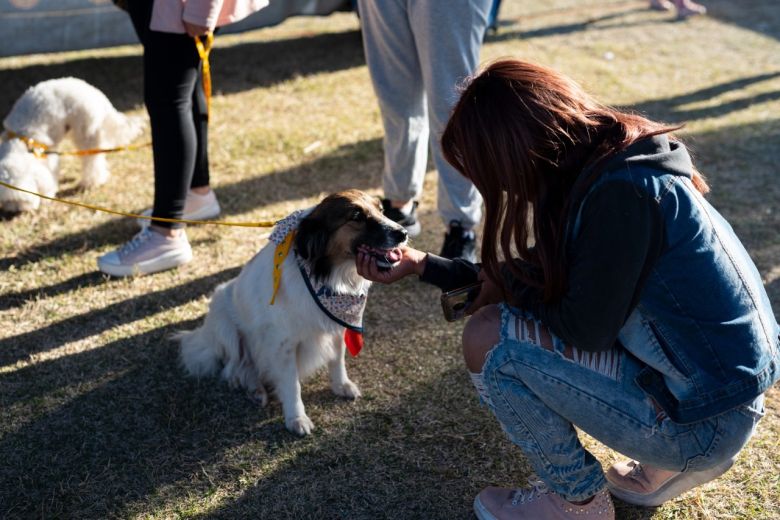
474;481;615;520
649;0;674;11
97;227;192;277
606;458;734;507
675;0;706;18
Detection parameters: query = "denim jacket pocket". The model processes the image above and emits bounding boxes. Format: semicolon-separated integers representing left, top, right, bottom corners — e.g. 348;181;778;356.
619;310;688;382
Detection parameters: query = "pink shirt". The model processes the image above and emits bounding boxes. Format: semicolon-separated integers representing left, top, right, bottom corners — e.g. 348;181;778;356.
150;0;269;34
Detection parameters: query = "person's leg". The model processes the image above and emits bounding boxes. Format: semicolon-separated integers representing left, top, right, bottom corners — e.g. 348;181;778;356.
356;0;428;215
464;304;762;512
143;32;201;229
190;61;210;191
128;0;199;228
181;63;222;220
410;0;490;231
99;1;193;276
465;305;632;502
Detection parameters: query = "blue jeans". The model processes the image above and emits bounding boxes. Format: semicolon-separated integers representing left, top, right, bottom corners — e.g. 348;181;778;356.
479;304;765;502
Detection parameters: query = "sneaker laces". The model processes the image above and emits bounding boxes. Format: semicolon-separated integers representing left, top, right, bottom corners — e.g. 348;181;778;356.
510;480;550;506
627;461;644;479
118;229;153;256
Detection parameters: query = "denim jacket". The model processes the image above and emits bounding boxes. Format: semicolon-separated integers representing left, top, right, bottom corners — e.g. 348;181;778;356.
572;136;780;423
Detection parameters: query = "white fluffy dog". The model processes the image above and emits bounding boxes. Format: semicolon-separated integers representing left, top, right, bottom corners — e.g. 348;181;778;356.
177;190;407;435
0;77;144;213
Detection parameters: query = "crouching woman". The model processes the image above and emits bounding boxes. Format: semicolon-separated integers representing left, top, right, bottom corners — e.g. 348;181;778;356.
357;58;779;519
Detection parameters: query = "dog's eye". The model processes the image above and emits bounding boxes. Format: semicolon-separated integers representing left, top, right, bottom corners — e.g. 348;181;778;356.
350;210;366;222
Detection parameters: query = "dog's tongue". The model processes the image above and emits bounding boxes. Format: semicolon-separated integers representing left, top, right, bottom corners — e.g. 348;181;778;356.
385;248;402;263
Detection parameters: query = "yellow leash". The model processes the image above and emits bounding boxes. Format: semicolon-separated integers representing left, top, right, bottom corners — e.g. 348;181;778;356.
193;33;214;119
2;130;151;159
0;180;276;228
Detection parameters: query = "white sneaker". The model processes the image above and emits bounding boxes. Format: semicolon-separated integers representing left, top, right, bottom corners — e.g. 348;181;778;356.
97;228;193;277
137;189;221;228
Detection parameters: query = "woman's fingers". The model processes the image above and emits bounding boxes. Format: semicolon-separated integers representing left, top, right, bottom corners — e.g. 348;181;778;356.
357;249;409;284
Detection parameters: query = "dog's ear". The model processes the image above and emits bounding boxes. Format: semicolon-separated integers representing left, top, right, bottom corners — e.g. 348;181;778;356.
295;215;332;279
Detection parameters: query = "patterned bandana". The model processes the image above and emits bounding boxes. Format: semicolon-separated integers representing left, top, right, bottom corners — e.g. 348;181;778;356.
269;209;367;356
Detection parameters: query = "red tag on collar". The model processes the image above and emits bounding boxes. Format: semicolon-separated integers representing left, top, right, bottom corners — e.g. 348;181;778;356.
344;329;363;357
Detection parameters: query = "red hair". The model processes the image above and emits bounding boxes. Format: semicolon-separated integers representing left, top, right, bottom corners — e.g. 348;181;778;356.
441;58;708;302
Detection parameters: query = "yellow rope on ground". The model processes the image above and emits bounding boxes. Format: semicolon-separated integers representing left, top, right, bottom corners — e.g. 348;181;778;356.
194;32;214;119
0;180;277;228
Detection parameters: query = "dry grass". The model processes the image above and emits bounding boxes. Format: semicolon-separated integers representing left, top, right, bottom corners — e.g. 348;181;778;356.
1;1;779;518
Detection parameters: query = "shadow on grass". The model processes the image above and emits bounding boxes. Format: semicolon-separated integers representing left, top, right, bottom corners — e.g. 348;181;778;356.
705;0;780;42
0;137;381;273
0;287;471;518
0;319;299;519
487;0;780;45
631;71;780;123
0;271;107;312
487;4;652;43
0;28;364;116
0;266;240;370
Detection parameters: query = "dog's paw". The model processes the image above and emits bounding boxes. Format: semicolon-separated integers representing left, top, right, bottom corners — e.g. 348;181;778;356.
286;414;315;436
332;379;361;400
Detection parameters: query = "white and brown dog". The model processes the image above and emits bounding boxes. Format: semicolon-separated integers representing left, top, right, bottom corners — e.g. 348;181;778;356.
0;77;144;212
177;190;407;435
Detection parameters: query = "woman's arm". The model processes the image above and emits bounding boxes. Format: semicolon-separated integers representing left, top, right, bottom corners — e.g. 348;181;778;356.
419;254;480;291
356;246;480;290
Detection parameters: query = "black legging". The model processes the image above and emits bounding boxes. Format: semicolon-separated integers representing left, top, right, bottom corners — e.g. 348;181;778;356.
127;0;210;228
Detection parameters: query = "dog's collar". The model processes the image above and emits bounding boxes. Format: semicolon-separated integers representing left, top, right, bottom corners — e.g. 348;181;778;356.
2;129;49;158
268;209;367;356
295;252;367;335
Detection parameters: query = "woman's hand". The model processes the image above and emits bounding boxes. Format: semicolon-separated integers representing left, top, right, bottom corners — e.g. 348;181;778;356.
184;21;210;37
356;245;427;284
467;268;504;314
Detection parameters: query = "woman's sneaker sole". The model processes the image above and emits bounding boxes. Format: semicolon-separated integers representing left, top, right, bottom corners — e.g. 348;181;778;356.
137;204;221;228
473;496;497;520
607;458;734;507
98;248;193;277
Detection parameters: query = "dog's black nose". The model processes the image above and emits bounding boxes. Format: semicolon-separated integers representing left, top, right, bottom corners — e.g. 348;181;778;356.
393;227;408;243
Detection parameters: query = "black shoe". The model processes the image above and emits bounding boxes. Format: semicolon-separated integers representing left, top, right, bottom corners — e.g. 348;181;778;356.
440;220;477;262
381;198;421;237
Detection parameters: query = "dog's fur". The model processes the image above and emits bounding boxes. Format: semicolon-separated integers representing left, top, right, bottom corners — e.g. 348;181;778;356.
177;190;407;435
0;77;144;212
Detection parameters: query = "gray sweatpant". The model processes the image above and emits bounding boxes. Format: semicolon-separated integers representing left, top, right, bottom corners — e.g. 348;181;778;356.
357;0;491;229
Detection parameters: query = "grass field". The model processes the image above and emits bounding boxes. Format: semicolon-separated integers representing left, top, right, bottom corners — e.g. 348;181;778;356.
1;1;779;518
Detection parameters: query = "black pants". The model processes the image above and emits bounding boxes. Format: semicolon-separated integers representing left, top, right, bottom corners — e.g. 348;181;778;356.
127;0;210;228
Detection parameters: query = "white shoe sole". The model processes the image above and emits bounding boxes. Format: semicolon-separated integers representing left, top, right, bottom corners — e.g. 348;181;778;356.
98;248;193;277
473;496;497;520
137;205;221;228
607;458;734;507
